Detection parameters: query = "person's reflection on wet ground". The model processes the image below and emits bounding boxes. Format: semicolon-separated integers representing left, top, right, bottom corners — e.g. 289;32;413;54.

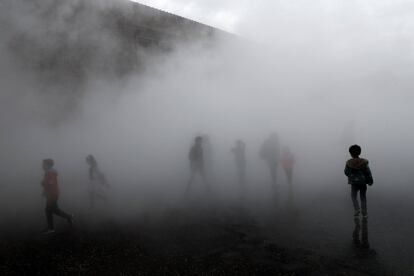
352;217;376;256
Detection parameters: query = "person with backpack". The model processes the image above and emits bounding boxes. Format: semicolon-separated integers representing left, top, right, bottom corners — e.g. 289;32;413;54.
344;145;374;218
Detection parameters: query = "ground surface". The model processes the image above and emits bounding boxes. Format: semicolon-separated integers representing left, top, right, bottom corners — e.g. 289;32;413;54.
0;199;394;276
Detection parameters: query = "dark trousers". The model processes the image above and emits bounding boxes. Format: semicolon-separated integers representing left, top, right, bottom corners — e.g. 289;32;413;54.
351;184;367;215
284;169;293;206
45;200;70;229
268;163;278;188
186;165;209;195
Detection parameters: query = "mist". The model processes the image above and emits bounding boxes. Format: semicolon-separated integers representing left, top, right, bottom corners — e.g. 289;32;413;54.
1;0;414;274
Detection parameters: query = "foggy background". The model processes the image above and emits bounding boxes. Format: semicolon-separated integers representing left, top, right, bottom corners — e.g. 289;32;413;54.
1;1;414;270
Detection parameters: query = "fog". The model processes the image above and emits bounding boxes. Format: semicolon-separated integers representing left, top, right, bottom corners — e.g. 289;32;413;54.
1;1;414;271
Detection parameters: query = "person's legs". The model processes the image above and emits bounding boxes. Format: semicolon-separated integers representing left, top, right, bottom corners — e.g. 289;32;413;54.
286;169;293;206
186;166;196;196
200;166;210;194
360;186;368;216
269;164;277;188
52;202;71;220
45;201;54;230
286;169;293;185
351;185;360;214
51;201;73;227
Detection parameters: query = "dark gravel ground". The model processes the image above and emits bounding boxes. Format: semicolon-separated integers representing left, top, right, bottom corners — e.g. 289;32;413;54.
0;204;391;276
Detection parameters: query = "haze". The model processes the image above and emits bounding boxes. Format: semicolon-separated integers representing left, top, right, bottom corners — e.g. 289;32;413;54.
1;0;414;273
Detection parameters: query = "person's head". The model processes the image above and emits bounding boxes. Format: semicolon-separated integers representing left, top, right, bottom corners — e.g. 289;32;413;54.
236;139;245;148
195;136;203;145
42;159;54;171
86;154;97;167
349;144;361;158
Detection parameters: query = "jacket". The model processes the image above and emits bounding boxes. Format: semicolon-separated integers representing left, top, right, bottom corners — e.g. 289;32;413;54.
344;158;373;185
42;168;60;201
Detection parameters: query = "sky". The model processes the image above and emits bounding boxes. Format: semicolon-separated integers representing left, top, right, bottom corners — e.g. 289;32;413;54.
132;0;414;40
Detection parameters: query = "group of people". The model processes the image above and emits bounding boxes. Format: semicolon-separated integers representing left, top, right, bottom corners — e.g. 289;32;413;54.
40;155;109;234
186;133;296;204
40;135;374;240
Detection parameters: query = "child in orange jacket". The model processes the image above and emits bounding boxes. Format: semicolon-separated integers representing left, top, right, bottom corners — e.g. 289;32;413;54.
42;159;73;234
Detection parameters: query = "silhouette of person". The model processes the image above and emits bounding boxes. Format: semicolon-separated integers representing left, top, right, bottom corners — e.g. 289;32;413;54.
202;135;214;179
260;133;280;194
41;159;73;234
344;145;373;218
86;154;109;208
281;146;295;207
186;136;209;195
231;140;246;191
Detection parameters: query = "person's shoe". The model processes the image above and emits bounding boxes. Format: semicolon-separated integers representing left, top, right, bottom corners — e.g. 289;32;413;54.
354;209;361;217
42;229;55;235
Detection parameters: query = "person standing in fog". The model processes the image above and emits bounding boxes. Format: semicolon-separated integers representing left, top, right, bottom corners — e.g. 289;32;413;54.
86;154;109;208
344;145;373;218
281;146;295;207
186;136;208;195
260;133;281;195
231;140;246;192
202;135;214;180
41;159;73;234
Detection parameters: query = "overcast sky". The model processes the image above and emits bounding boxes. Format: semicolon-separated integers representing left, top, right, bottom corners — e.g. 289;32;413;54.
132;0;414;40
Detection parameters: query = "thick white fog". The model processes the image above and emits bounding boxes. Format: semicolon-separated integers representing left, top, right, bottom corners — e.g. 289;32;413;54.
1;0;414;229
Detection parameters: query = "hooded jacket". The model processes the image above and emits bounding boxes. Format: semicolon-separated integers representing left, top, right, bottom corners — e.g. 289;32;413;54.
344;158;373;185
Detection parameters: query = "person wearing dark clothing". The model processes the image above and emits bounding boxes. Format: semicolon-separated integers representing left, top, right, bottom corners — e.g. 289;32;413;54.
186;136;208;195
41;159;73;234
260;133;280;192
86;154;109;208
344;145;373;218
231;140;246;190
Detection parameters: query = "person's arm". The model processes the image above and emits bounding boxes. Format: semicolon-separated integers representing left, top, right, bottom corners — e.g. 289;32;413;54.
344;165;350;176
364;165;374;185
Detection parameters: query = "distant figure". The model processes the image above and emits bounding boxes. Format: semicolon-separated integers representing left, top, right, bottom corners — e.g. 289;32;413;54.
86;154;109;208
41;159;73;234
231;140;246;190
281;147;295;206
260;133;281;192
186;136;208;195
202;135;214;179
344;145;373;218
